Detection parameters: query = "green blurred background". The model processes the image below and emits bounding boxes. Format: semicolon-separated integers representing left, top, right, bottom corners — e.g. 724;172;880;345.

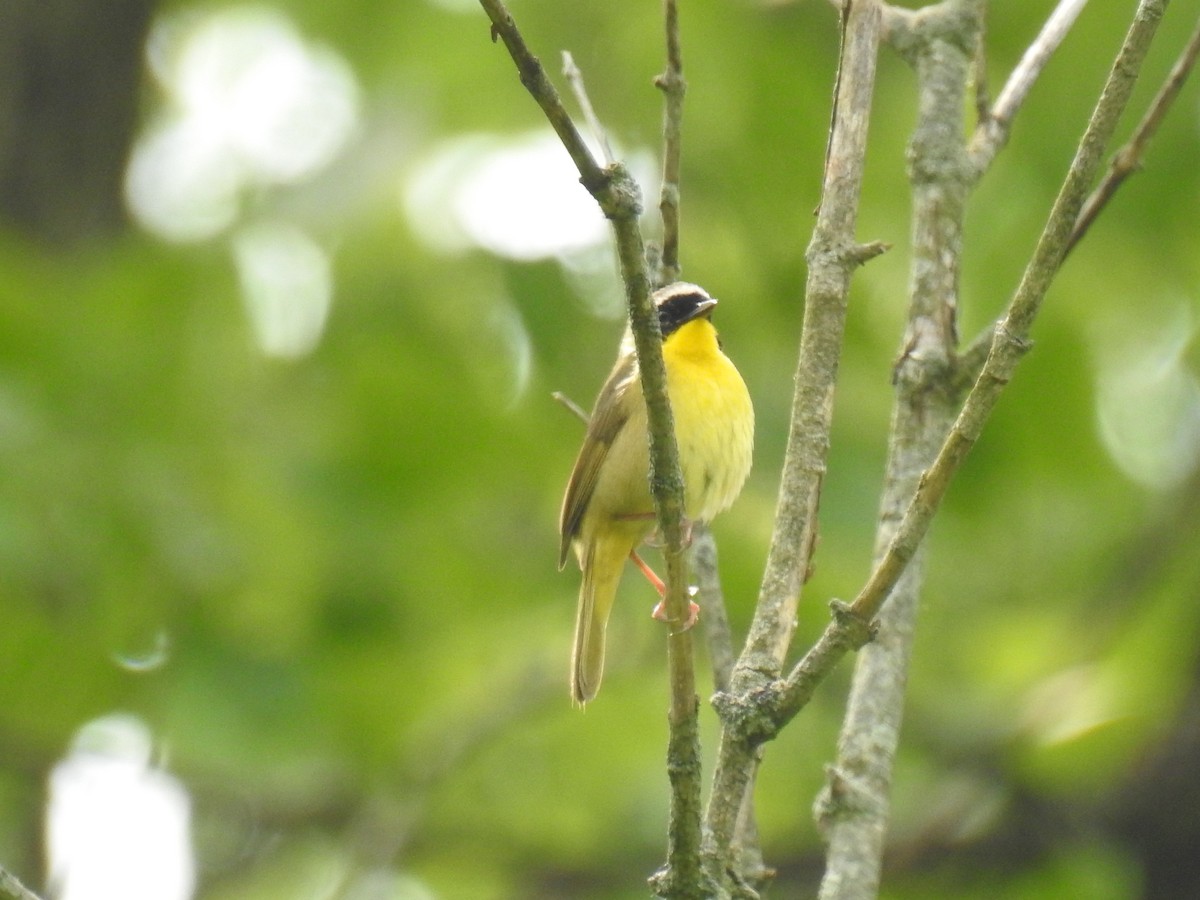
2;0;1199;897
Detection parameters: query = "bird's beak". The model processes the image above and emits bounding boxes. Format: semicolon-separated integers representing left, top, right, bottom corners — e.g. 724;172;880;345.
689;296;718;321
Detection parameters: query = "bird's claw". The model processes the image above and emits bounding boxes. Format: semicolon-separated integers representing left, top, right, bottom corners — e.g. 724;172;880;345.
651;586;700;632
643;518;696;551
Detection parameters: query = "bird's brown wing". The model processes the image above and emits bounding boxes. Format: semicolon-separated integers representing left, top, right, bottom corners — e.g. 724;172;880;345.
558;354;638;569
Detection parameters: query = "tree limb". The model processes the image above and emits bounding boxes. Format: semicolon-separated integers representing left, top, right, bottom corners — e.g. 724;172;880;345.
847;0;1172;632
477;1;709;894
692;526;773;892
816;3;981;896
704;1;887;891
480;1;1176;897
705;3;1171;869
772;0;1171;728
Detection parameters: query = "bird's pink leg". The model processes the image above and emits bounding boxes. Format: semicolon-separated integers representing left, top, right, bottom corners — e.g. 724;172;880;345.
615;514;701;630
629;549;665;596
631;550;699;631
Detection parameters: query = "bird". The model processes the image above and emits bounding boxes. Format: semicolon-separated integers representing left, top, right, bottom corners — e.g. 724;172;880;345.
559;282;754;704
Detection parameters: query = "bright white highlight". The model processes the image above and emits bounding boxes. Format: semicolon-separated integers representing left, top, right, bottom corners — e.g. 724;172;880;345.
403;131;657;261
450;133;607;259
233;221;333;358
126;7;359;242
46;714;194;900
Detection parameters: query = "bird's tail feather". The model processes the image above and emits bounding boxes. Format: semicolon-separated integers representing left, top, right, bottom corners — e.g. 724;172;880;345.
571;538;628;704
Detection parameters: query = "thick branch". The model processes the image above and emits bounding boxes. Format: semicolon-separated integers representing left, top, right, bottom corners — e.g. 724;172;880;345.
692;526;772;895
849;0;1173;632
701;0;1171;797
817;3;980;896
773;0;1170;727
704;0;886;888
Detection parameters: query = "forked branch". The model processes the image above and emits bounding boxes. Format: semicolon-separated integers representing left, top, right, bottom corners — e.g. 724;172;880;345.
772;0;1171;740
704;0;887;891
1068;13;1200;254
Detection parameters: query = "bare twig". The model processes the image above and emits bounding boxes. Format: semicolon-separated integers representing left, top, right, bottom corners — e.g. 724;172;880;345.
0;866;42;900
692;527;735;695
654;0;687;285
703;0;887;889
478;2;708;895
968;0;1091;174
551;390;590;425
481;1;607;193
645;2;713;894
561;52;616;166
1067;14;1200;254
477;0;675;628
816;0;853;218
972;12;991;126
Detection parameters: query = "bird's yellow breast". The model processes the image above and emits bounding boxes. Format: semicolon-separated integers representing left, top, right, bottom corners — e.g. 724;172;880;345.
662;318;754;523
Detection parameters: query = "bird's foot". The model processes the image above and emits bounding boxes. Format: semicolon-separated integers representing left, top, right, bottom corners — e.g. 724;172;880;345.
651;586;700;631
642;517;696;551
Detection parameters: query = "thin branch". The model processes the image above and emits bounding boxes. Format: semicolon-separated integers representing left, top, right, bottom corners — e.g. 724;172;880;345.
625;3;730;895
476;0;674;623
968;0;1090;174
734;0;884;709
551;390;590;425
692;527;735;695
0;867;42;900
561;52;616;166
816;0;853;219
1067;13;1200;254
655;0;687;285
647;2;712;893
481;1;608;194
971;12;991;126
478;2;708;895
703;0;886;888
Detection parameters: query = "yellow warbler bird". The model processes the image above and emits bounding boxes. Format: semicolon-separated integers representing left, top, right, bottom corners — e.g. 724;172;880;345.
559;282;754;704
